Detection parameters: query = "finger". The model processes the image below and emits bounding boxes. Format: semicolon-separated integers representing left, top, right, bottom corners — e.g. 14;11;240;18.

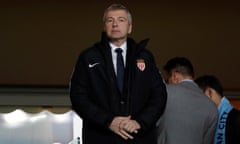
119;129;134;139
123;121;137;132
117;131;129;140
127;126;138;133
124;124;134;132
117;131;128;140
119;119;130;129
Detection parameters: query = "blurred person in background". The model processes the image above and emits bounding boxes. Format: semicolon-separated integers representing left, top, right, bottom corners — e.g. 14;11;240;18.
157;57;218;144
195;75;240;144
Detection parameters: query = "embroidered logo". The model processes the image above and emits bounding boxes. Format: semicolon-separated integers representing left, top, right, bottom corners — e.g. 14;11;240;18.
88;63;100;68
137;59;145;71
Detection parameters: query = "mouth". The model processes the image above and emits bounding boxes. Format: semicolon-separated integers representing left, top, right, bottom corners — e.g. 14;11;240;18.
112;29;120;33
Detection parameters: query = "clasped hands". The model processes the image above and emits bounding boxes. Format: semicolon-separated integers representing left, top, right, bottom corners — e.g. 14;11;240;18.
109;116;141;140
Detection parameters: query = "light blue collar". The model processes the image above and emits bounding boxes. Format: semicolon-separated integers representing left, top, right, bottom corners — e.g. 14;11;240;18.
214;97;233;144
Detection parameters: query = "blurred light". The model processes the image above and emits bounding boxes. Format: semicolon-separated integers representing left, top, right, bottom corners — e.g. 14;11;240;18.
3;109;28;125
30;114;47;122
52;111;72;123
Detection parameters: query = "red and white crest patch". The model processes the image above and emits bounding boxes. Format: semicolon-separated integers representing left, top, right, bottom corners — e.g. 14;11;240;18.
137;59;145;71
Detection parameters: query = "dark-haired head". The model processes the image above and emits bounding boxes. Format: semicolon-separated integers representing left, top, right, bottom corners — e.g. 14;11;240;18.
164;57;194;77
195;75;223;97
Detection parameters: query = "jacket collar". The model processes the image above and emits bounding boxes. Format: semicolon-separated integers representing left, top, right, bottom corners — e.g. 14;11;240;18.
100;31;150;54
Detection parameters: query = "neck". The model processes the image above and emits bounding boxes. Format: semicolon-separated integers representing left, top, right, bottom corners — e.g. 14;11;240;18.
216;96;223;107
178;75;193;83
110;38;127;47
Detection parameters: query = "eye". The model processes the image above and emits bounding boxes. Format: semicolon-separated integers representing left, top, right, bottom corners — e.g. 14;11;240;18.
118;17;127;22
105;18;113;23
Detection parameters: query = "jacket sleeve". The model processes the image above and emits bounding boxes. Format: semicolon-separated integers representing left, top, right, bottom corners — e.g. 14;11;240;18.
203;108;218;144
69;53;114;129
134;52;167;132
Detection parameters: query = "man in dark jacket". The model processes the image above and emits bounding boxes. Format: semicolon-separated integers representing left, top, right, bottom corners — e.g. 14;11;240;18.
70;3;167;144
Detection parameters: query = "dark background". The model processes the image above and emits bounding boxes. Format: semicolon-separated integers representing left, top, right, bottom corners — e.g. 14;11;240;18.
1;0;240;90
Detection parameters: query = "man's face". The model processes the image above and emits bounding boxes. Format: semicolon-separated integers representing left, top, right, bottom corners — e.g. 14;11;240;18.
104;9;132;41
166;70;178;84
167;74;175;84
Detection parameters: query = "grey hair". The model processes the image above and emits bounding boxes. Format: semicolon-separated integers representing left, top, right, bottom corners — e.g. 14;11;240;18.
103;4;132;24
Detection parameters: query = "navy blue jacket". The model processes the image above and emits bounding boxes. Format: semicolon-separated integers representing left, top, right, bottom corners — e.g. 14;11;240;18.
70;33;167;144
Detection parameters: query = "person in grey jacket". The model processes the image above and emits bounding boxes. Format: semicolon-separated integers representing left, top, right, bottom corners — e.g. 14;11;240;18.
157;57;218;144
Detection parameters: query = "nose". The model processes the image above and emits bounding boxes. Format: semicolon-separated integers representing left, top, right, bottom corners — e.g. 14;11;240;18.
112;19;118;26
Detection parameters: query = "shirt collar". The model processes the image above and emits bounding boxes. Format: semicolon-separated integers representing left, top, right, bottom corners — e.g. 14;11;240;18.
109;41;127;52
180;79;193;83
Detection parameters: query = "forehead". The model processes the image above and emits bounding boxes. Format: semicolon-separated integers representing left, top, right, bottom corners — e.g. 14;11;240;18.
105;9;128;18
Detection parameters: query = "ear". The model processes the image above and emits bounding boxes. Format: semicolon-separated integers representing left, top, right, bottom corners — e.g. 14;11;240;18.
172;71;182;83
167;70;180;84
128;24;132;34
204;87;213;98
172;71;178;80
